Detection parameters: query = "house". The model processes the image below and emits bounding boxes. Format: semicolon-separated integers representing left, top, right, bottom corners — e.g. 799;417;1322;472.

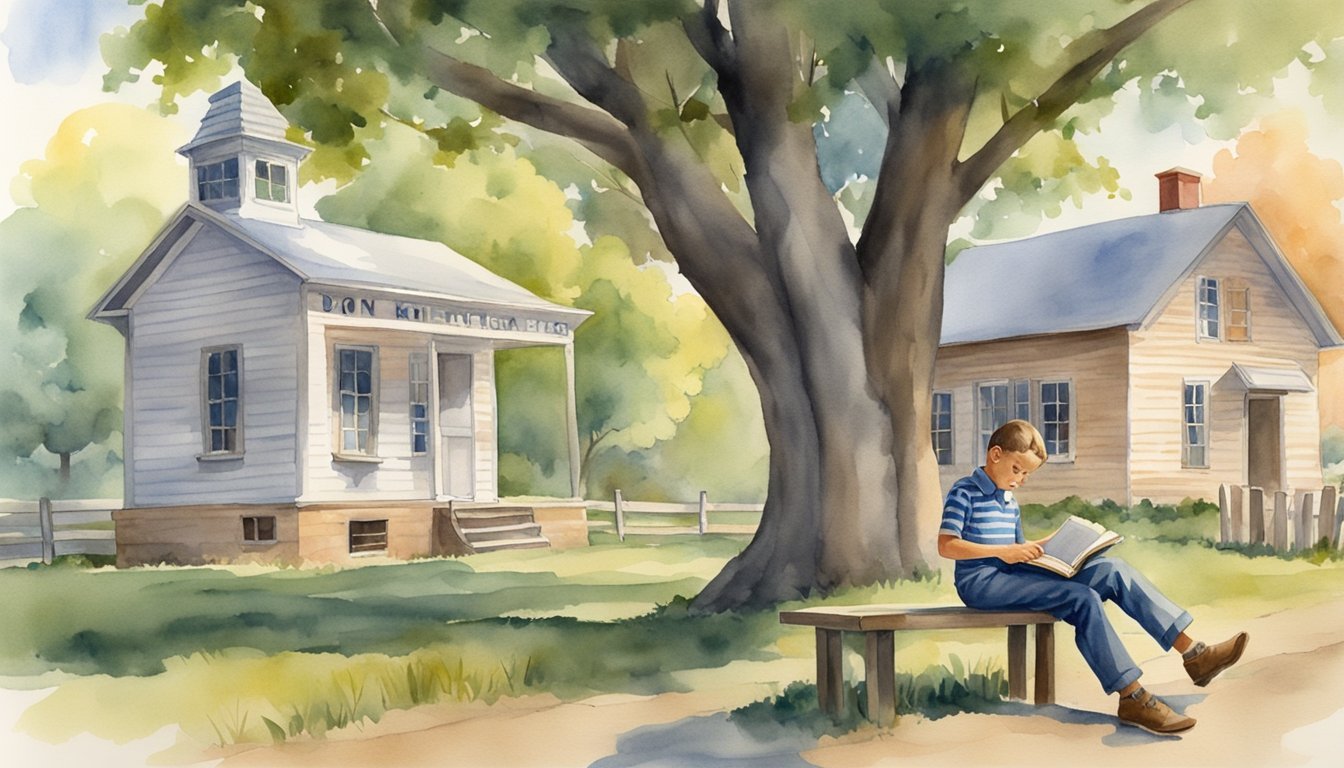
89;82;592;566
934;169;1342;506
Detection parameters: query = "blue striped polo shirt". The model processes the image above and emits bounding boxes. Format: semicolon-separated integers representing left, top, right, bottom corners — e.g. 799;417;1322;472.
940;467;1024;575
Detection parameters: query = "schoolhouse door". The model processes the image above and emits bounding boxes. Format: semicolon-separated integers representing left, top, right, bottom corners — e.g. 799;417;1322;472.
1246;396;1284;492
438;353;475;498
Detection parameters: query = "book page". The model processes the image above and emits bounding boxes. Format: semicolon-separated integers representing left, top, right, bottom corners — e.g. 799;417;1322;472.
1041;517;1103;565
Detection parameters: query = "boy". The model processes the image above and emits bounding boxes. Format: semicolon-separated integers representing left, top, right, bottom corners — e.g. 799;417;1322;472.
938;419;1248;735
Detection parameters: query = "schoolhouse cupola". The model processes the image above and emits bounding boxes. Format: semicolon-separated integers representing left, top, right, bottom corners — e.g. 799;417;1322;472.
176;80;310;226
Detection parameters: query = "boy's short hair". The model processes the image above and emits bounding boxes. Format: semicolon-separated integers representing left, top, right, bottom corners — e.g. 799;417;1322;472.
988;419;1048;461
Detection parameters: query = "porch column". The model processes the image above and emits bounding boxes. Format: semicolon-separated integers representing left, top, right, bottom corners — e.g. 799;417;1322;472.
564;341;582;499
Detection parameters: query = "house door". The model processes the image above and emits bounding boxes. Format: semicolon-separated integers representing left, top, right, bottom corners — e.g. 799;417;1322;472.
438;353;474;498
1247;396;1283;491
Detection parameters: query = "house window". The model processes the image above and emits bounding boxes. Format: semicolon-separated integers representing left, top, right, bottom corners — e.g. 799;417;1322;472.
197;158;239;201
1226;282;1250;342
242;516;276;542
1040;381;1072;458
1197;277;1220;340
1182;381;1209;468
337;346;377;455
931;392;954;465
203;346;242;454
977;380;1030;455
255;160;289;203
349;519;388;554
410;353;430;455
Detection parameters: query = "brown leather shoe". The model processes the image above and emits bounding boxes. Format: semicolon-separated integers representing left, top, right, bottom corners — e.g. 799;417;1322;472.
1184;632;1249;687
1118;689;1196;735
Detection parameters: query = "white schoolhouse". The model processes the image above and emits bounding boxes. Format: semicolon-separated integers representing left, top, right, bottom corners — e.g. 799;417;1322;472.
91;82;591;566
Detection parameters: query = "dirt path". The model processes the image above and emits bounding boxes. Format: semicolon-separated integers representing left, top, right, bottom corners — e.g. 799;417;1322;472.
190;589;1344;768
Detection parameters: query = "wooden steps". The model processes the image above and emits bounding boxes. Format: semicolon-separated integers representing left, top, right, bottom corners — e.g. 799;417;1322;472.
437;505;551;554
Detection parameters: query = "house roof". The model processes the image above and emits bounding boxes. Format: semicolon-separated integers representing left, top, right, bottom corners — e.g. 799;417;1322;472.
941;203;1342;348
89;203;590;321
177;80;305;156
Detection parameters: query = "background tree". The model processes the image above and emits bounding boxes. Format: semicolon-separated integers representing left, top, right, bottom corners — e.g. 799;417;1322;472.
106;0;1344;610
0;104;185;497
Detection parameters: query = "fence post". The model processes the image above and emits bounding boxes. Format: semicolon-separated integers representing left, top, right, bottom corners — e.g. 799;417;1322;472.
1293;491;1315;551
614;489;625;542
38;497;55;565
1248;488;1265;545
1272;491;1290;551
1218;484;1231;544
1320;486;1338;548
698;491;708;535
1230;485;1245;543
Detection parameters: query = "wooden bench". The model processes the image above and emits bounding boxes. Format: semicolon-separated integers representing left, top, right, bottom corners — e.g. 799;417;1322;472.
779;604;1058;726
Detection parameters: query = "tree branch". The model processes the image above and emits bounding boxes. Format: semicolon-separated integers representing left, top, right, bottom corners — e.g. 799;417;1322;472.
953;0;1197;204
683;0;735;74
543;25;650;129
420;49;644;179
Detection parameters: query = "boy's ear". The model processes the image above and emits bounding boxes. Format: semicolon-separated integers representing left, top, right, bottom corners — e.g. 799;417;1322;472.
987;445;1002;462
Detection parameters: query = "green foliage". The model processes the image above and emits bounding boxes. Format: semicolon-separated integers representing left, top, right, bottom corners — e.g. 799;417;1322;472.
0;104;185;497
1020;495;1219;544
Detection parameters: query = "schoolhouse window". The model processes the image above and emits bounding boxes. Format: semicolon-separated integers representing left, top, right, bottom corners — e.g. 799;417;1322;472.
977;380;1030;456
349;519;388;554
203;346;242;454
409;353;430;455
242;516;276;542
196;158;239;201
1182;381;1209;468
931;392;954;465
1040;381;1072;458
255;160;289;203
1197;277;1220;340
337;346;378;454
1226;281;1250;342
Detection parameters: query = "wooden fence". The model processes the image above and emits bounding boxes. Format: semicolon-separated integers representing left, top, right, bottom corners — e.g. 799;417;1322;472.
0;498;118;567
1217;484;1343;551
588;491;763;541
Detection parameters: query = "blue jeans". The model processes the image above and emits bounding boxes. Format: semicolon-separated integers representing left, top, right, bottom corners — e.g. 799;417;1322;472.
955;556;1193;694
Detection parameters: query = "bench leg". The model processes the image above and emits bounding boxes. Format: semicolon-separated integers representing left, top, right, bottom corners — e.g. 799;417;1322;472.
1007;625;1027;700
816;628;845;716
865;630;897;726
1034;622;1055;705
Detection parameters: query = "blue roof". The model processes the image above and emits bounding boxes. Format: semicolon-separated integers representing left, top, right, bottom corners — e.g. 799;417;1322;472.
941;204;1243;345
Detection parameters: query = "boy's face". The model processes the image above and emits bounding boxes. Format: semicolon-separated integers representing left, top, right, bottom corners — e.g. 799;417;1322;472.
984;446;1044;491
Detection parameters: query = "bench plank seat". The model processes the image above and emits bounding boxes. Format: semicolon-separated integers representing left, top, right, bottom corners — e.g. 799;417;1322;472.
780;604;1058;726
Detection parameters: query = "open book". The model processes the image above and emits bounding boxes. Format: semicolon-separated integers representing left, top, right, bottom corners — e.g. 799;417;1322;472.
1027;515;1123;577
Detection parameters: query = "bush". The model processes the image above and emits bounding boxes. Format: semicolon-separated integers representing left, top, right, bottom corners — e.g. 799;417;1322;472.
1020;496;1218;543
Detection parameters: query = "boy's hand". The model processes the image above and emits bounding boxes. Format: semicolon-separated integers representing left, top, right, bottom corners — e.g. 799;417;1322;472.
998;542;1044;564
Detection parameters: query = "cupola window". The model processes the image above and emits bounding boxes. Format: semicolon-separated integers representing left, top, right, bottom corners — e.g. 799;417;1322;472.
255;160;289;203
197;158;239;201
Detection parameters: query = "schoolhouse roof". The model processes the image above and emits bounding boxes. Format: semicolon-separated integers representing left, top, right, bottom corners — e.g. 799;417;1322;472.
88;203;590;321
940;203;1342;347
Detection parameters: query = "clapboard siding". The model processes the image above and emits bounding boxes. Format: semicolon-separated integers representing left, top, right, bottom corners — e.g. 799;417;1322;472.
934;328;1130;504
129;224;301;505
1128;227;1324;503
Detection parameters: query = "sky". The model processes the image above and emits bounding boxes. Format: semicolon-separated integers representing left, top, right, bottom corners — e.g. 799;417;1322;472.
0;0;1341;230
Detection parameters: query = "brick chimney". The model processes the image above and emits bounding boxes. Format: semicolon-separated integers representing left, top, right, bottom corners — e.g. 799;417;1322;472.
1156;168;1202;212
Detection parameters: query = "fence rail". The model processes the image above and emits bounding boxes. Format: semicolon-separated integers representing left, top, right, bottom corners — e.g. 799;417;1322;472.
0;498;118;567
1217;484;1342;552
589;491;763;540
